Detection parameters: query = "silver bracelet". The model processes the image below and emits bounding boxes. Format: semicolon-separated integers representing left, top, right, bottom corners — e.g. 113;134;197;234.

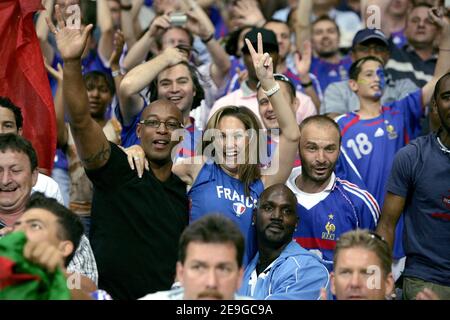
111;70;122;78
261;81;280;97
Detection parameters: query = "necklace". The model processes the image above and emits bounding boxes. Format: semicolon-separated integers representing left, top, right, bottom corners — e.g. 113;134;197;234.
437;135;450;154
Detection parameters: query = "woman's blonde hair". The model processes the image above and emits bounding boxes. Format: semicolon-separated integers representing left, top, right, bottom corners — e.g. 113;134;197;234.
200;106;263;196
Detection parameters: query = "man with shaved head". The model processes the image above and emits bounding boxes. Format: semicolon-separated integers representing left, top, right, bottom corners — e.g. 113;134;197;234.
49;8;188;299
286;115;379;272
238;184;329;300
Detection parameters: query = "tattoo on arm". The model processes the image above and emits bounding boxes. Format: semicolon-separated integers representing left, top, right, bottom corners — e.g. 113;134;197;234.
81;143;111;167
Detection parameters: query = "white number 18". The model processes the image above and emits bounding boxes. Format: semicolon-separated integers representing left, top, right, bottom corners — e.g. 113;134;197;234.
347;133;373;159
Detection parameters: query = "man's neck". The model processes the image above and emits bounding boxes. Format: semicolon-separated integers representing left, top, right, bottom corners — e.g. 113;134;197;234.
313;5;333;17
0;209;25;227
439;128;450;149
93;116;107;128
357;98;382;119
412;45;434;61
319;52;341;65
388;15;406;32
183;113;192;127
148;159;173;182
295;172;331;194
257;242;288;275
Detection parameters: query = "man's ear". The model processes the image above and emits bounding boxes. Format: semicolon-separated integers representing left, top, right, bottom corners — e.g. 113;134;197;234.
236;266;244;291
136;123;142;139
176;261;184;286
59;240;74;259
292;97;300;114
385;272;395;299
330;272;336;296
348;79;359;93
18;127;23;136
31;169;38;188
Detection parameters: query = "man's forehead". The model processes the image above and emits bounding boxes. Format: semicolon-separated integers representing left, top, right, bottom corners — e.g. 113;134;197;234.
260;187;295;205
301;123;340;140
0;149;28;159
185;241;237;260
158;64;191;80
142;102;181;119
21;208;57;223
0;106;15;118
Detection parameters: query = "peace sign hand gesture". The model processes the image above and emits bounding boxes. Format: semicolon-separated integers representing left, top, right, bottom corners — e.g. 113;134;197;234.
244;32;275;90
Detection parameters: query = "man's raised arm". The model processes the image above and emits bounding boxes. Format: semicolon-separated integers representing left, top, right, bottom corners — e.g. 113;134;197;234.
47;4;110;170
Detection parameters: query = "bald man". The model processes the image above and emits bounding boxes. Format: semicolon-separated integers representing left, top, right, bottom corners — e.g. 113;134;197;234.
51;7;189;299
238;184;329;300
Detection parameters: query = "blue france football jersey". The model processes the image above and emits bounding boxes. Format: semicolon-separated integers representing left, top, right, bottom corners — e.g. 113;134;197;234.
310;56;352;92
286;168;380;271
336;90;423;259
188;163;264;267
335;90;423;206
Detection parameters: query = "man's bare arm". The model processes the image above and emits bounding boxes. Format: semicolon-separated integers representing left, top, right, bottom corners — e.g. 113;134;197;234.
376;192;405;253
48;4;111;170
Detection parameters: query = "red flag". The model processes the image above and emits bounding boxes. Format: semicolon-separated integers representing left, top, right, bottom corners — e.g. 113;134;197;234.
0;0;56;175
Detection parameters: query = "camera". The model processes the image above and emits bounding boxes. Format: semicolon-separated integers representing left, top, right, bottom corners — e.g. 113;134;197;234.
169;12;187;27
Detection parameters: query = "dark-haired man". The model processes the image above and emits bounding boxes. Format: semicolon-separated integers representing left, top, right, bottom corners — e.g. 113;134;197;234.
209;27;316;126
377;72;450;300
335;40;449;274
286;115;379;271
49;7;189;299
0;134;97;290
321;28;419;116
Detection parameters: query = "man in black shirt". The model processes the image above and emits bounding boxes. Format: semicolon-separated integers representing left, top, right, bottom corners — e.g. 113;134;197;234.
48;5;188;299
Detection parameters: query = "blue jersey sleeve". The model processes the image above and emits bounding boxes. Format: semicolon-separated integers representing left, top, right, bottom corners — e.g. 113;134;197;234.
390;89;423;139
115;95;146;147
335;147;367;189
355;190;380;229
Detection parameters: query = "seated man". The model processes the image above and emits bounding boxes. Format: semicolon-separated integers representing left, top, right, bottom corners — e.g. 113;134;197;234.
239;184;329;300
0;133;98;285
286;115;379;271
1;192;96;298
330;229;395;300
140;214;250;300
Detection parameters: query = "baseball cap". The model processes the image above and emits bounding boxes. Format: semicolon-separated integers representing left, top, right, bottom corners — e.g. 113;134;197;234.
352;28;389;48
241;27;279;55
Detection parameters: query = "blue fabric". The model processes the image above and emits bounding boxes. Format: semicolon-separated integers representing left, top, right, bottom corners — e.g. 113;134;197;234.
292;177;379;271
49;50;110;96
310;55;352;92
336;90;423;258
387;133;450;286
188;163;264;267
239;241;329;300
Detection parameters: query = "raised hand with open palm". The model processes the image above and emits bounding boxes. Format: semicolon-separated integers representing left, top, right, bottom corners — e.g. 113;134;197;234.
46;2;93;62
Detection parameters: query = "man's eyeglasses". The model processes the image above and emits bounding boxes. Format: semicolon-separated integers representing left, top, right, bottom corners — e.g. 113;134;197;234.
139;119;184;131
